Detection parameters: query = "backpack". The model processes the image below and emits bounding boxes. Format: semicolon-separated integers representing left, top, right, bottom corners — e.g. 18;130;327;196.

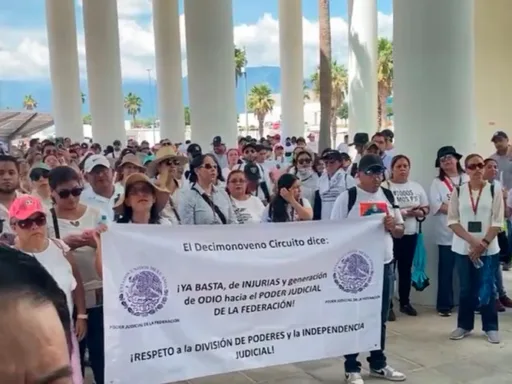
347;186;397;214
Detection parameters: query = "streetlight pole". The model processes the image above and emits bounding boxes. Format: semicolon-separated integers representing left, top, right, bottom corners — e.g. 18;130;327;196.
146;68;156;145
241;66;249;136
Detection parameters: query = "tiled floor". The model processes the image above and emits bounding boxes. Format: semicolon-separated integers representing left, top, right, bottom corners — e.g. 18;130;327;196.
87;271;512;383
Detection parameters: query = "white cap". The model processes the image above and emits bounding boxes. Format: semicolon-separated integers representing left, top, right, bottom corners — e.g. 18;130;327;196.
84;155;110;173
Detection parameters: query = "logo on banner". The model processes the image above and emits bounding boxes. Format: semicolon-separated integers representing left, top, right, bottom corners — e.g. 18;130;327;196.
119;266;169;317
333;250;374;294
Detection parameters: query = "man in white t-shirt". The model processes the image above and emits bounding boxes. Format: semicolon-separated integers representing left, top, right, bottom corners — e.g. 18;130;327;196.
331;154;406;384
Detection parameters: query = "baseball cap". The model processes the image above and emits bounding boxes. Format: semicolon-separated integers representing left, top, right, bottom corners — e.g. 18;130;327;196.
349;133;370;146
212;136;223;146
84;154;110;173
243;162;261;182
363;141;380;152
187;143;202;157
242;142;259;152
321;150;344;162
358;154;385;173
381;129;394;140
9;195;45;221
491;131;508;142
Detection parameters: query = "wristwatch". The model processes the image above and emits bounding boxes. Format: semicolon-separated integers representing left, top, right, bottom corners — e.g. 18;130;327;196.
482;238;490;247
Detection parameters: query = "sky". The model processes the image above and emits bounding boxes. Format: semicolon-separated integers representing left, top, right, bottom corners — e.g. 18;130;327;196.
0;0;393;81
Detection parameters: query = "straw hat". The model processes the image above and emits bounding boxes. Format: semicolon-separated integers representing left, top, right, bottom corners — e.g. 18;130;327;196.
147;146;188;177
113;173;170;214
117;153;145;172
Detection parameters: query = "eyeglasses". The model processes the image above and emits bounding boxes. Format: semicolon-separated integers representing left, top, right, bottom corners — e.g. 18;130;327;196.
297;158;312;165
44;149;57;156
17;214;47;230
202;163;218;170
30;169;50;181
440;155;455;162
57;187;83;199
467;163;484;171
229;178;246;184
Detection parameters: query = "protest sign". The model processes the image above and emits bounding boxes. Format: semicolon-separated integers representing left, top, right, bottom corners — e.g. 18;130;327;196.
102;218;386;383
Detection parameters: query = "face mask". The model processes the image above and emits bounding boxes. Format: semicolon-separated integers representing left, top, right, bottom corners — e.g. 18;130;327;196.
297;168;313;178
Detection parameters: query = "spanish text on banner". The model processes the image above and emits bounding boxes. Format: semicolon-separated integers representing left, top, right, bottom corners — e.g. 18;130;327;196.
102;218;386;384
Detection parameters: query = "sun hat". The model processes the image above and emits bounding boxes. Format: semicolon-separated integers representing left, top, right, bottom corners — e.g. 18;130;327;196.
117;154;145;171
435;146;462;168
8;195;46;221
113;173;170;214
147;146;188;177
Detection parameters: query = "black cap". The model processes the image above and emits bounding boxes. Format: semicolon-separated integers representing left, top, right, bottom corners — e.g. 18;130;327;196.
113;140;121;146
381;129;394;140
358;154;385;173
187;143;202;156
321;150;344;162
242;142;259;152
243;162;261;181
80;142;89;149
212;136;223;146
349;132;369;146
491;131;508;142
435;146;462;167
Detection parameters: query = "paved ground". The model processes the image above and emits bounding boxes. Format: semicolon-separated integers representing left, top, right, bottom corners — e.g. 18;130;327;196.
87;272;512;384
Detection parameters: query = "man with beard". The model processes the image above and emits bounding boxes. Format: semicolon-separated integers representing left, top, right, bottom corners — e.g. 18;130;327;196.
0;155;22;235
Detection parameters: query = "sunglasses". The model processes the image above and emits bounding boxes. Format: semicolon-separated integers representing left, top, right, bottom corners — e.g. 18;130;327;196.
298;158;312;165
161;142;172;147
57;187;83;199
229;178;246;184
364;166;385;176
17;214;47;230
45;149;57;155
467;163;484;171
202;163;218;170
30;169;50;181
165;159;181;166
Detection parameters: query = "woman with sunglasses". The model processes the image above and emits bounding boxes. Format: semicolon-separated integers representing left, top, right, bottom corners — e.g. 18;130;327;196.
9;194;86;384
29;162;52;208
430;146;469;317
447;154;503;344
226;170;265;223
179;154;237;225
47;166;108;384
289;150;319;209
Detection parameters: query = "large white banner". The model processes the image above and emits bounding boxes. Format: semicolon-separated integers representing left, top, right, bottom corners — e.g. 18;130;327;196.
102;218;386;384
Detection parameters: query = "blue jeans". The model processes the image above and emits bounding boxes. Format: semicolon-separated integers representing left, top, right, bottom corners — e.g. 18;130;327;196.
344;263;393;373
495;265;506;298
456;254;499;332
436;245;456;312
79;306;104;384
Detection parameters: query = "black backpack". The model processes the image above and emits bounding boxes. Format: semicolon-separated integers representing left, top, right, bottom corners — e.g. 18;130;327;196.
347;186;397;214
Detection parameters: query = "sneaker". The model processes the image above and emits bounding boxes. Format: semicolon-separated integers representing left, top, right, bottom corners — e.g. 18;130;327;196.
388;308;396;322
438;311;451;317
486;331;500;344
345;372;364;384
496;299;506;312
400;304;418;316
370;365;406;381
450;328;471;340
499;295;512;308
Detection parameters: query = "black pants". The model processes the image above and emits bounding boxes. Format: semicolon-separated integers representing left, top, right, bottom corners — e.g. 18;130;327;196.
393;234;418;306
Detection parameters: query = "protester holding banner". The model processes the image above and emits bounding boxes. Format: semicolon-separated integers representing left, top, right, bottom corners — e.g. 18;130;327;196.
331;154;406;384
9;194;86;384
226;170;265;223
179;154;238;225
263;173;313;222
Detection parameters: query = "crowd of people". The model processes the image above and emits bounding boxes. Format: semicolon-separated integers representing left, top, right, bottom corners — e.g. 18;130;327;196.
1;128;511;384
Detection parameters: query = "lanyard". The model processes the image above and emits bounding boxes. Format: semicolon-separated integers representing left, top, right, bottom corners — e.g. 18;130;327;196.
442;178;454;192
469;184;483;215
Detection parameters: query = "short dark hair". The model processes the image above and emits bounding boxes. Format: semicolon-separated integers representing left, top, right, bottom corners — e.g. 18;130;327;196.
42;141;56;152
0;155;20;171
0;246;72;355
49;166;81;190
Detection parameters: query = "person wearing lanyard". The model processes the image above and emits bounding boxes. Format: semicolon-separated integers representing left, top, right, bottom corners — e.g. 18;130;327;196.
447;154;503;344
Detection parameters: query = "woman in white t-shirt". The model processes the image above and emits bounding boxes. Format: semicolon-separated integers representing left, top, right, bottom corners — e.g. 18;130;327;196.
262;173;312;222
447;153;503;344
226;170;265;223
10;194;86;384
387;155;429;317
430;146;469;317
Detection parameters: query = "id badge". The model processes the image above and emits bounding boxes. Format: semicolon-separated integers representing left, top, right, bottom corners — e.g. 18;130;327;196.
468;221;482;233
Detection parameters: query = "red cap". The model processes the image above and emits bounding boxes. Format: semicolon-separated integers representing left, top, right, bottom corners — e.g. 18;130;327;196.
8;195;45;221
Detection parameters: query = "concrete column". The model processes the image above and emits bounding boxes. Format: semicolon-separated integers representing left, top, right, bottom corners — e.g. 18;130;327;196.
393;0;476;305
82;0;126;145
278;0;305;139
348;0;378;137
184;0;237;149
45;0;83;141
474;0;512;156
152;0;184;143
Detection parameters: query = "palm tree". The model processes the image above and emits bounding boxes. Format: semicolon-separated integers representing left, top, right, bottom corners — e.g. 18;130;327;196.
83;114;92;125
247;84;275;138
124;92;143;128
234;46;247;87
318;0;332;151
377;37;393;130
22;95;38;110
311;61;348;147
184;106;191;126
81;91;86;104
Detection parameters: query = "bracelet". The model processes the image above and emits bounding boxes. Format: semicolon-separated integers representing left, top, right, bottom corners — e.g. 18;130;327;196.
77;314;88;320
482;238;490;246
